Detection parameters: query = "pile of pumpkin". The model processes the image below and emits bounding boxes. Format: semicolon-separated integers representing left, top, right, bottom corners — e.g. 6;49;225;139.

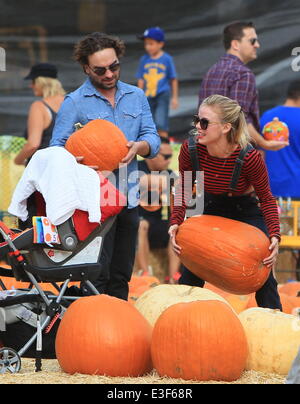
55;281;300;381
3;210;297;382
55;214;300;381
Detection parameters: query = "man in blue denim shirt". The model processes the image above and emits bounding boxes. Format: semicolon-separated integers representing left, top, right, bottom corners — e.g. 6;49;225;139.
50;33;160;300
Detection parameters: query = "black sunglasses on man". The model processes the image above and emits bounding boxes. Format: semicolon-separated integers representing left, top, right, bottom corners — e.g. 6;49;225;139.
88;61;120;76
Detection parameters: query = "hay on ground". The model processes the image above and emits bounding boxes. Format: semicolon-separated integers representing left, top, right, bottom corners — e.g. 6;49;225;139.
0;359;286;384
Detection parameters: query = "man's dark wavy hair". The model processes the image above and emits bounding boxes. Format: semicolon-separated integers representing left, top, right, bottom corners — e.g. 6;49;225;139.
73;32;126;65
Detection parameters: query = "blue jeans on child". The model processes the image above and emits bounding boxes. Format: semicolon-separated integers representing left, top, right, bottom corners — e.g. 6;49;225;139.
148;91;170;132
179;192;282;310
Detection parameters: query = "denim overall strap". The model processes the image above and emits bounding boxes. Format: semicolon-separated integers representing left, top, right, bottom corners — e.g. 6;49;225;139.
229;144;254;192
188;135;254;192
188;133;201;174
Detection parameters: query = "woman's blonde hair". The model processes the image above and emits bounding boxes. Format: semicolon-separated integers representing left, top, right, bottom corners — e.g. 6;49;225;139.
34;76;66;98
200;94;251;149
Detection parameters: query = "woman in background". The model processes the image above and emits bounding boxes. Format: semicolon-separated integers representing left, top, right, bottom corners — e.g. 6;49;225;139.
15;63;65;165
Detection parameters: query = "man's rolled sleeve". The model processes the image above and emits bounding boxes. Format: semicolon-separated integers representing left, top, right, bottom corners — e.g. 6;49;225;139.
137;93;161;158
50;96;80;147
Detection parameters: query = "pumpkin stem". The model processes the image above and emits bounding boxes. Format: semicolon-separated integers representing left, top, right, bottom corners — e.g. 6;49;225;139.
74;122;84;131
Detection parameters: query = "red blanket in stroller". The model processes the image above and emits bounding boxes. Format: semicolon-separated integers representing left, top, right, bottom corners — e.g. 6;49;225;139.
33;172;126;241
0;172;126;254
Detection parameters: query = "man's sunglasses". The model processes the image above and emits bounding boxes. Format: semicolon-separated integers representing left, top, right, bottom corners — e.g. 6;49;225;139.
159;153;173;160
192;115;220;130
249;38;259;46
88;61;120;76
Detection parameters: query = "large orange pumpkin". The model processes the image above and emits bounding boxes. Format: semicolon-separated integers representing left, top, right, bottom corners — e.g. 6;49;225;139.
151;300;248;381
176;215;270;295
56;294;152;376
65;119;128;172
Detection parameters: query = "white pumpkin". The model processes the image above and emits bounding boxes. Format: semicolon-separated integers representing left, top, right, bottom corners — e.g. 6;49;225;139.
239;308;300;375
134;284;232;326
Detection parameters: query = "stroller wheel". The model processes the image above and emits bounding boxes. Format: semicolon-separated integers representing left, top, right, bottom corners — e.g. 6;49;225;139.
0;347;21;374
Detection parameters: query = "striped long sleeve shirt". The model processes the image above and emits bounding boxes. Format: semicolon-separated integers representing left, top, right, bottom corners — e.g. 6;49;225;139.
170;141;281;240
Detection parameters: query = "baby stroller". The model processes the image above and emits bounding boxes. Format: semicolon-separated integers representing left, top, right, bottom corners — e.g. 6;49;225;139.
0;174;125;374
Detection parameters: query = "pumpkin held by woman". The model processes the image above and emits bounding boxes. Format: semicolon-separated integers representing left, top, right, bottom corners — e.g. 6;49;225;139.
65;119;128;172
176;215;271;295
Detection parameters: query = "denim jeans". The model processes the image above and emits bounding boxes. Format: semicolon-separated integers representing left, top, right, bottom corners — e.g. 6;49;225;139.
148;91;170;132
179;192;282;310
91;207;140;300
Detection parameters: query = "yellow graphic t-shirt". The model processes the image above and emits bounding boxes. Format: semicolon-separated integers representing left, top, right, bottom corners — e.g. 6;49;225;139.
136;52;177;98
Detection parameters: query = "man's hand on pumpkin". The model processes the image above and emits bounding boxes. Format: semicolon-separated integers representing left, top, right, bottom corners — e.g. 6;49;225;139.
121;141;150;165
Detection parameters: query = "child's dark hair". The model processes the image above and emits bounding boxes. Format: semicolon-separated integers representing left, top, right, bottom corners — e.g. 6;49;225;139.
223;21;255;50
73;32;126;65
287;80;300;100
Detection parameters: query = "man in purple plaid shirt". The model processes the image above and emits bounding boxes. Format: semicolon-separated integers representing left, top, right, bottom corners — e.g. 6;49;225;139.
199;21;288;151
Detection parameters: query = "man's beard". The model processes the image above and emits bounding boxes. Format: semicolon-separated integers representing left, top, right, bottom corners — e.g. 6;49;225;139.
89;73;119;91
